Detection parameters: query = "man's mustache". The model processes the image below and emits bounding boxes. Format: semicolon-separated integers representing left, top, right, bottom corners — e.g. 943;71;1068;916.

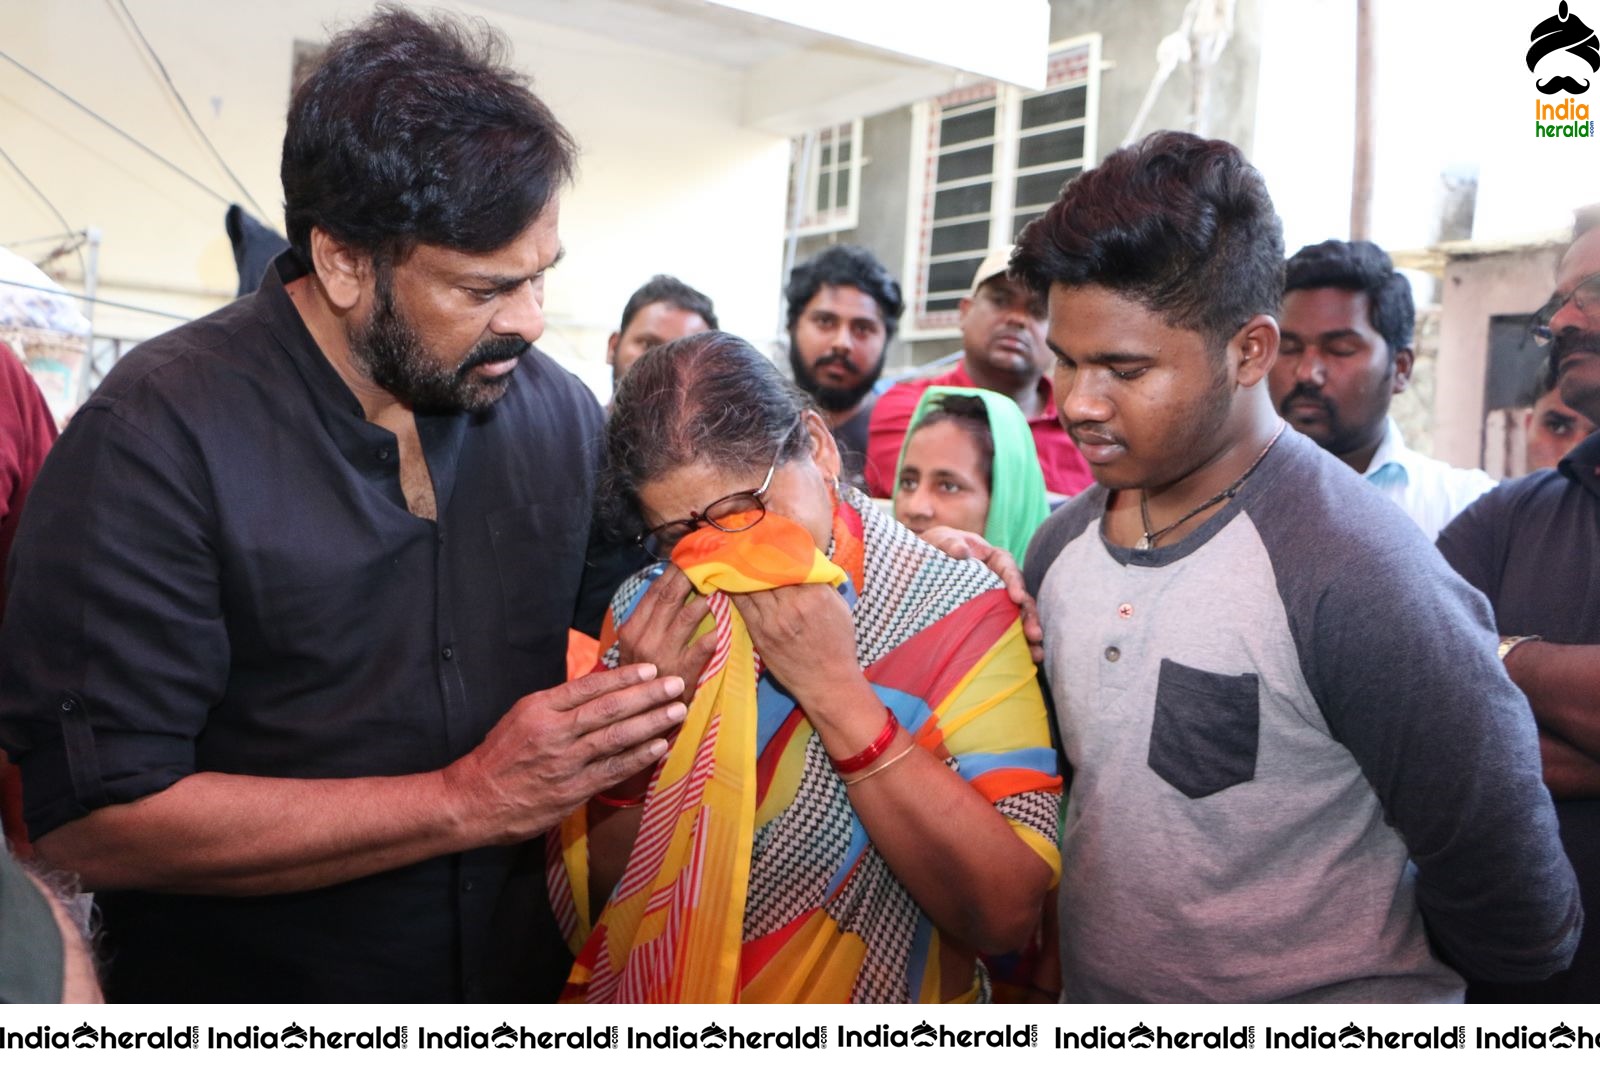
1538;74;1592;94
813;351;859;372
1279;383;1334;414
1550;329;1600;378
457;337;530;375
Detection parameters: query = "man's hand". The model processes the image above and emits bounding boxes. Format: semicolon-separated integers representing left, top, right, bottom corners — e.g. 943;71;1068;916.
444;664;687;844
920;526;1044;664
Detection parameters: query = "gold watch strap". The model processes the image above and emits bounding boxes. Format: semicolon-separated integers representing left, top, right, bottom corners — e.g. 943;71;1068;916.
1498;634;1543;662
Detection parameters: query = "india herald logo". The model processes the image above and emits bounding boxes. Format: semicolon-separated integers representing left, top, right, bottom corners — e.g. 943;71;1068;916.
1530;1;1600;94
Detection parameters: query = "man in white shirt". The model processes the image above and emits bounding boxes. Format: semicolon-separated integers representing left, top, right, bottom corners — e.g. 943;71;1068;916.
1270;239;1493;540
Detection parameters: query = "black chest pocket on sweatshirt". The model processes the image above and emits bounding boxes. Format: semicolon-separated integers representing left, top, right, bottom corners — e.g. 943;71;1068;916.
1147;659;1259;799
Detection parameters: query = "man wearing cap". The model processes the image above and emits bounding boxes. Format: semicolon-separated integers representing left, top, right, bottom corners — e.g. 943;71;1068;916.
864;248;1092;499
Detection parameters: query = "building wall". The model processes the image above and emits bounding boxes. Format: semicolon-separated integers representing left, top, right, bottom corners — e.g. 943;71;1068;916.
1434;246;1564;471
0;0;792;401
1051;0;1260;156
782;0;1263;372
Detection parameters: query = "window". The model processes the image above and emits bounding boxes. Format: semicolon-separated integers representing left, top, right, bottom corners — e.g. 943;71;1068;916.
786;119;863;236
906;37;1100;333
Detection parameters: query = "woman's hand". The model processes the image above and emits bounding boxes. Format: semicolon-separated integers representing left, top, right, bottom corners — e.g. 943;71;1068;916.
616;564;717;705
731;583;864;714
919;526;1044;664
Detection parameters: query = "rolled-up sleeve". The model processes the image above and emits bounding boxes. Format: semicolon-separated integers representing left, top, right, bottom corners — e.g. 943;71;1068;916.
0;400;226;838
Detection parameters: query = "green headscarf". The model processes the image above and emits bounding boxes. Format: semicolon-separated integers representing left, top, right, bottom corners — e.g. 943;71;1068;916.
894;386;1050;564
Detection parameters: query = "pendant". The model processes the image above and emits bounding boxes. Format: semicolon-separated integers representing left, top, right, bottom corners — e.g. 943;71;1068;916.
1136;534;1154;551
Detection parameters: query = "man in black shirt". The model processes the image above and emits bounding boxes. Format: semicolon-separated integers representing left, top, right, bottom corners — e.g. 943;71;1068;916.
1438;221;1600;1000
0;10;683;1003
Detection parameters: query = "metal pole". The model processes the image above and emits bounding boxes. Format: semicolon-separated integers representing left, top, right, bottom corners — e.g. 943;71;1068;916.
1350;0;1376;240
80;226;101;405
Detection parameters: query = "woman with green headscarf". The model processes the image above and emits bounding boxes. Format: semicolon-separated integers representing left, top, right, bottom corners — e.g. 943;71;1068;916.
892;386;1050;564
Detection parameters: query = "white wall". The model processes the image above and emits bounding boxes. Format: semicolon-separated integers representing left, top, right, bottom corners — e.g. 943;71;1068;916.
0;0;792;398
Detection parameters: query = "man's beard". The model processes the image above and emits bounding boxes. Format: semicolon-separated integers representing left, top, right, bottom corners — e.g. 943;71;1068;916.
351;275;529;414
788;340;884;413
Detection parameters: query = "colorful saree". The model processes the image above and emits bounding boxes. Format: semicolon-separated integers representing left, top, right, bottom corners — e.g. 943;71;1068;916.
547;485;1061;1003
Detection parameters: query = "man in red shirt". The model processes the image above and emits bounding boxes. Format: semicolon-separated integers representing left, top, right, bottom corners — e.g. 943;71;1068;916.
865;247;1092;498
0;341;58;856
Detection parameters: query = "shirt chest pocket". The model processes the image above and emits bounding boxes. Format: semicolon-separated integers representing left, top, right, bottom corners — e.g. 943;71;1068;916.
1146;659;1259;799
488;499;588;649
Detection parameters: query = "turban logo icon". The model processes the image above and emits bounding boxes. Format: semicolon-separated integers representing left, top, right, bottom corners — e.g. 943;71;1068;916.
1530;1;1600;94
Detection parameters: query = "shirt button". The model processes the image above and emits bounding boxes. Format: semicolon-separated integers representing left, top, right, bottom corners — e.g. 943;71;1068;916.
441;645;454;661
1118;603;1133;619
376;447;391;461
463;879;476;892
60;698;75;712
1105;646;1121;662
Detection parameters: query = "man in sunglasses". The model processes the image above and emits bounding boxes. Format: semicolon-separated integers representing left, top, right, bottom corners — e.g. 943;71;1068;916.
1438;217;1600;1002
1269;239;1494;541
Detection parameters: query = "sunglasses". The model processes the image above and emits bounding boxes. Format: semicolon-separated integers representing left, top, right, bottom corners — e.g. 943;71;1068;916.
1530;272;1600;346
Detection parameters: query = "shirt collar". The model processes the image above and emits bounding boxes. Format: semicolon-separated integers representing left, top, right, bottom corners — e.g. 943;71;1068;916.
251;250;470;515
1361;417;1414;484
255;250;368;420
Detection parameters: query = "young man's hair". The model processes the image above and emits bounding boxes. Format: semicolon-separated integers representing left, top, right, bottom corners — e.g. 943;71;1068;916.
617;275;718;335
1284;239;1415;357
1011;131;1284;350
282;5;576;266
783;245;905;341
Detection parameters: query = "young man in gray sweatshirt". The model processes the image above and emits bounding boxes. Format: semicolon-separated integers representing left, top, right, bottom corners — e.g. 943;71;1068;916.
1014;131;1580;1003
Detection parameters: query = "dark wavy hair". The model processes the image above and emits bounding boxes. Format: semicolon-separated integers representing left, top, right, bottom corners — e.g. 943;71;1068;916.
783;245;904;341
282;6;576;265
1011;131;1284;350
618;275;718;335
1284;239;1414;359
909;394;995;489
601;332;813;539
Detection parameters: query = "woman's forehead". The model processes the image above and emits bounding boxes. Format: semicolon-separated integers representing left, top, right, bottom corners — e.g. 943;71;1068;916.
638;459;771;520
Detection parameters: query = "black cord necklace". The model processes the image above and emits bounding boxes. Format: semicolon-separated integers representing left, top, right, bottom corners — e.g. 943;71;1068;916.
1136;422;1286;551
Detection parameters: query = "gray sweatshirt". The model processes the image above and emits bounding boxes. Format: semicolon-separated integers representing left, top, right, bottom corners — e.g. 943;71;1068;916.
1024;427;1580;1003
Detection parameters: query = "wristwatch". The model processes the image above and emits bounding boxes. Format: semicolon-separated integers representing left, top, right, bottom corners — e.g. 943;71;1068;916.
1498;634;1543;662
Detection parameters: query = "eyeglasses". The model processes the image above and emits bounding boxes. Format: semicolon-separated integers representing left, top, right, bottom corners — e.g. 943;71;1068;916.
1531;272;1600;346
635;424;797;560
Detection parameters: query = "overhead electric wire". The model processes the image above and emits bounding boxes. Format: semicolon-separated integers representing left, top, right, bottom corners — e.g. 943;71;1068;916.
0;142;89;282
0;277;191;322
0;47;233;208
109;0;269;219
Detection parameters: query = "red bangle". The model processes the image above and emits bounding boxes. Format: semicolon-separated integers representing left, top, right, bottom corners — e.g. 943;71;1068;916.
831;707;899;774
591;790;646;809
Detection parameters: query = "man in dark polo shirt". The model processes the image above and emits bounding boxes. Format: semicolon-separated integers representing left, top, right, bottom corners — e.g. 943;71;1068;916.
0;10;684;1003
1439;220;1600;1002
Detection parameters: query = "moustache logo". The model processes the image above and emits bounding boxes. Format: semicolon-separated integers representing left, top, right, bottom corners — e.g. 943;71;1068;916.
1539;74;1593;93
